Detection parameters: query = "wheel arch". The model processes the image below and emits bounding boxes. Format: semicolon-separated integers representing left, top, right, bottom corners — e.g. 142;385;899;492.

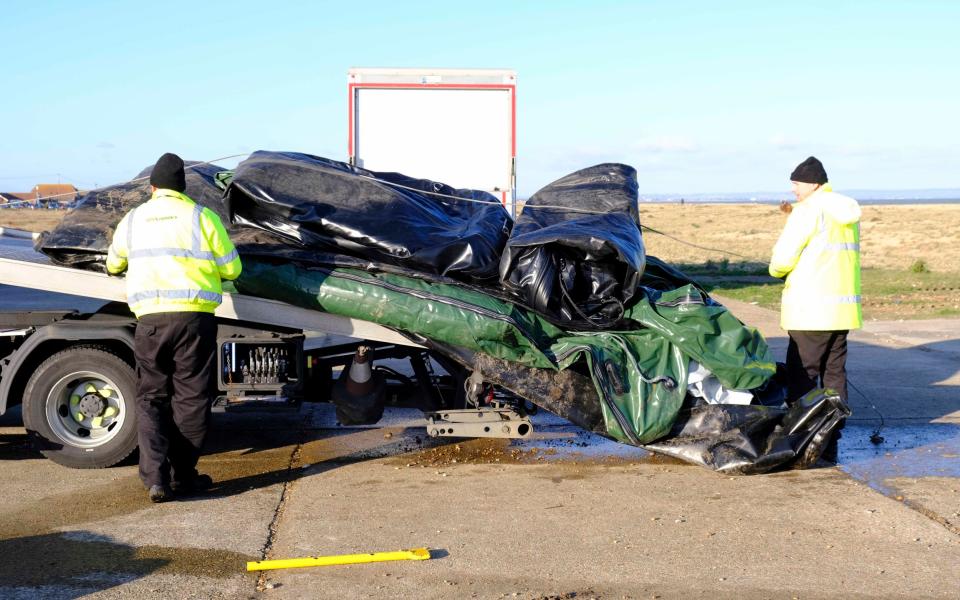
0;322;135;414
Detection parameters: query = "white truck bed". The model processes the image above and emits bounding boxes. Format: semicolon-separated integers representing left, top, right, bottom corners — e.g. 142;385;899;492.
0;250;420;348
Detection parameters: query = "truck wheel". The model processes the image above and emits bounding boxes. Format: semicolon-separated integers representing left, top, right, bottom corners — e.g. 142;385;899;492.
22;346;138;469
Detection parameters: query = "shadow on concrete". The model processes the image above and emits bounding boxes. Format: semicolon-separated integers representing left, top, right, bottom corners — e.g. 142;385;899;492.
798;338;958;425
0;532;166;597
0;402;461;501
0;530;255;596
0;402;376;458
0;432;36;461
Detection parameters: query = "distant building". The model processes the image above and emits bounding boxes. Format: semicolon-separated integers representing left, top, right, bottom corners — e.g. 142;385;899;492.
32;183;77;208
0;184;77;208
0;191;38;208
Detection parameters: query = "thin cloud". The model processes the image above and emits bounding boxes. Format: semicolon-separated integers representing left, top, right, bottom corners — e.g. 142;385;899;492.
631;136;700;154
832;144;885;157
768;134;800;150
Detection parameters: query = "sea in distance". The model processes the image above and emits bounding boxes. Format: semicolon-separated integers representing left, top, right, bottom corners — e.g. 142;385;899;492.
639;189;960;205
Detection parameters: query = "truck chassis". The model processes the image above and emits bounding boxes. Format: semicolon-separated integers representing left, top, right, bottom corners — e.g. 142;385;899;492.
0;254;530;468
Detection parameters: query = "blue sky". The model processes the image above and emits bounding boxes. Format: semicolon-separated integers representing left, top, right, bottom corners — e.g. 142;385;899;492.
1;0;957;196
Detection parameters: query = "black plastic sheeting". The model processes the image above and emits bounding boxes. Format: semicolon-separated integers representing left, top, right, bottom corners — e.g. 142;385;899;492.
224;151;512;286
499;164;646;328
37;162;228;271
644;389;850;474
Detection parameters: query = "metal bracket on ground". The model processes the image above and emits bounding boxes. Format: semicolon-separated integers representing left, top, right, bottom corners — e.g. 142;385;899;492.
425;406;533;439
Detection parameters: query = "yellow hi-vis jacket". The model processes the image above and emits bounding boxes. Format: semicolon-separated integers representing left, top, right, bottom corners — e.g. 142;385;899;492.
106;188;242;318
769;184;862;331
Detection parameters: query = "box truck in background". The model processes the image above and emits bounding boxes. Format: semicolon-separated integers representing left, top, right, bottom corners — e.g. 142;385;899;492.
348;68;517;216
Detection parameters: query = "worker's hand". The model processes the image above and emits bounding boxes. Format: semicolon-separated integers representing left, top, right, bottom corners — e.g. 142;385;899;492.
779;201;793;214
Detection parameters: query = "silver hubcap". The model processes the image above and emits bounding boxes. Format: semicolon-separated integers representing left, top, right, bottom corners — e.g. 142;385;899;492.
45;371;127;449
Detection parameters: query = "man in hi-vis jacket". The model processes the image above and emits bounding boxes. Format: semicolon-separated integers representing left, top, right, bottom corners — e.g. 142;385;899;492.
107;153;241;502
770;156;861;458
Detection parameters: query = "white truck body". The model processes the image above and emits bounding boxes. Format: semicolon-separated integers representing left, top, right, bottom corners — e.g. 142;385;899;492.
348;67;517;216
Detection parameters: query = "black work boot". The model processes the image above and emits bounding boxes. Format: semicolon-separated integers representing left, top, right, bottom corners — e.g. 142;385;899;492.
148;484;173;503
171;473;214;495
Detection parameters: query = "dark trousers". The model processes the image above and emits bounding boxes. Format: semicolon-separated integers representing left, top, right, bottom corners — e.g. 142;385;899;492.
786;330;849;402
134;312;217;488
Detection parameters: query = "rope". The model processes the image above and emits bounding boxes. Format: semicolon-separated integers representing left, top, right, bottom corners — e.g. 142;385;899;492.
361;173;760;260
4;151;758;263
848;378;885;444
129;153;250;184
358;173;606;215
639;224;754;260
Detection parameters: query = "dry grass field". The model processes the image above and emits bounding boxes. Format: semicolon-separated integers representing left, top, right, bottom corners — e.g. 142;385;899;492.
3;204;958;320
0;209;67;233
639;203;960;273
638;203;960;320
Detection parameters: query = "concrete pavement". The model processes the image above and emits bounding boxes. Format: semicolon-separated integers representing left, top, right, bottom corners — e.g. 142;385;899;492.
1;297;958;598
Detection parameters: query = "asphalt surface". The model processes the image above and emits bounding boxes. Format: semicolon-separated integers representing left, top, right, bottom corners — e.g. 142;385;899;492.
1;234;958;598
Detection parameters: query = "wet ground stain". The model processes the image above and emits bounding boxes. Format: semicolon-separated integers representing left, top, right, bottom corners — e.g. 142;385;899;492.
0;424;298;593
0;532;255;588
391;437;549;467
358;420;692;470
194;443;301;500
839;423;960;533
0;473;147;540
381;434;688;469
0;440;299;542
840;423;960;495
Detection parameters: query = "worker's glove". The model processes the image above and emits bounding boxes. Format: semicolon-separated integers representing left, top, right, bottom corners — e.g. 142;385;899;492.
779;201;793;214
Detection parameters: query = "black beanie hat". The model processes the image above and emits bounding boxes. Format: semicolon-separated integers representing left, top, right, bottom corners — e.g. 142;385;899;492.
150;152;187;192
790;156;828;185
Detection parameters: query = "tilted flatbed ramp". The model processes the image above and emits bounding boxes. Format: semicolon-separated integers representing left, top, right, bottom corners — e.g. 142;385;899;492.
0;251;421;348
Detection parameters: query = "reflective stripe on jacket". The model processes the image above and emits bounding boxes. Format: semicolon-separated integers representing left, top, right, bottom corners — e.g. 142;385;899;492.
769;185;862;331
106;189;242;318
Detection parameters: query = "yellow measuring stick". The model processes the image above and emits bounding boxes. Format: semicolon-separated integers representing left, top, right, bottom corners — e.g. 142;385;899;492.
246;547;431;571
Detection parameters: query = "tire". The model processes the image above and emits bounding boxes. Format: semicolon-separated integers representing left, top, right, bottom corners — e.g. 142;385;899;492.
22;345;138;469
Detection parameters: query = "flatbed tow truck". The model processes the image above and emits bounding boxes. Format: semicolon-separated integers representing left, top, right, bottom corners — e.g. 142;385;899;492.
0;240;534;469
0;67;539;469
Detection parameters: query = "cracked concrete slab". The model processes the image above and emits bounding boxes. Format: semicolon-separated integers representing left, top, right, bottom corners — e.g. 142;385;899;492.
262;446;960;599
1;295;958;598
